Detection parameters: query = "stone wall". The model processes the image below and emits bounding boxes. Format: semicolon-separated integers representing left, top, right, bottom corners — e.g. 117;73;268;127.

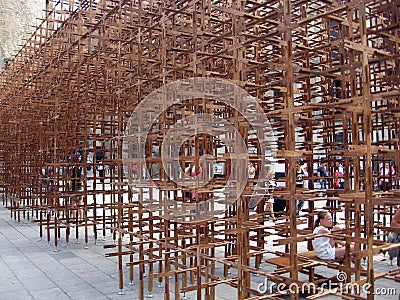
0;0;46;70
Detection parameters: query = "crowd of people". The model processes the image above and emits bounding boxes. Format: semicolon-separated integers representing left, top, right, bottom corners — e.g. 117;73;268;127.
297;160;397;192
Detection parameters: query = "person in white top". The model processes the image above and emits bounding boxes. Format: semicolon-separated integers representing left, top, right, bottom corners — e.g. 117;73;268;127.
312;210;353;260
302;165;309;189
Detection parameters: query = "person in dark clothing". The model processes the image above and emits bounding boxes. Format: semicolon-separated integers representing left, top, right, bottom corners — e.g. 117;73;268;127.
317;162;327;189
296;162;305;214
70;165;83;219
97;163;104;183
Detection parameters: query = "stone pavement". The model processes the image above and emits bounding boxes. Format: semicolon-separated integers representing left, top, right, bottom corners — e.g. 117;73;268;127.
0;204;399;300
0;204;152;300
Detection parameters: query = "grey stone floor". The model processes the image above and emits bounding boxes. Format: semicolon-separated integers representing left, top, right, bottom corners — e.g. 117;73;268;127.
0;203;399;300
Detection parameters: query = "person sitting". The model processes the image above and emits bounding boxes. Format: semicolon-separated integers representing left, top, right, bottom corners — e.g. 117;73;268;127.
312;210;353;260
387;206;400;266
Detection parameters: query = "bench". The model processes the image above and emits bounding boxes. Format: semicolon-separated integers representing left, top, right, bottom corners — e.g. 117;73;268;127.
266;251;344;266
266;251;344;284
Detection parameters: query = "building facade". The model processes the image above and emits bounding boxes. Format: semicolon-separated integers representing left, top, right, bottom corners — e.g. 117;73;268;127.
0;0;46;70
